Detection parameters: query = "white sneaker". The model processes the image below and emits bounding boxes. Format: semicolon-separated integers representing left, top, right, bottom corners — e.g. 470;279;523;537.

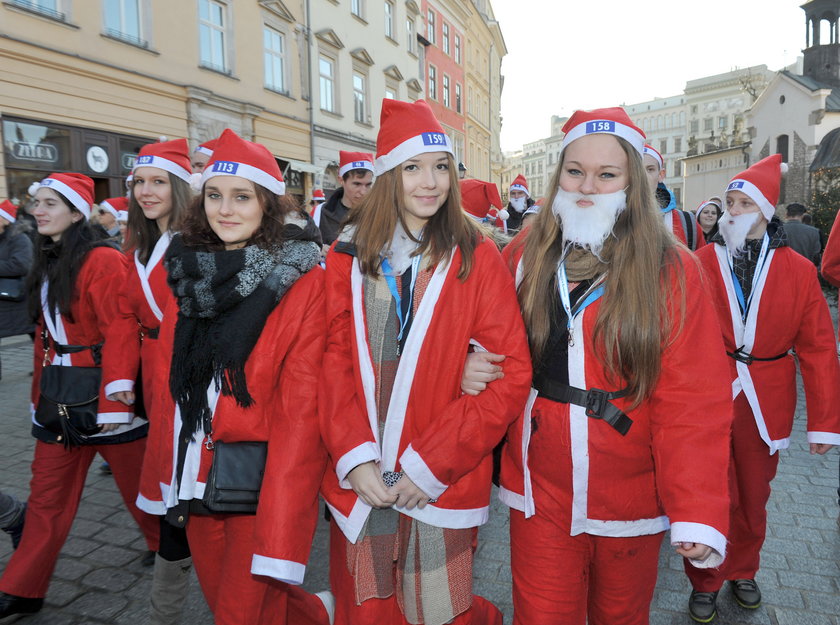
314;590;335;625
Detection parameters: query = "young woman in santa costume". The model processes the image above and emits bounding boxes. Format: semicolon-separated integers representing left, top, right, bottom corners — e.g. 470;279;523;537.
154;129;330;625
686;155;840;623
463;108;734;625
319;98;532;625
102;138;196;624
0;173;159;620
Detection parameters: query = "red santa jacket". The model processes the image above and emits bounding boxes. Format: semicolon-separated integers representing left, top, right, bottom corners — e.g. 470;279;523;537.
102;232;175;514
821;209;840;286
499;241;732;567
154;267;328;585
696;242;840;451
31;246;148;443
664;209;705;250
320;237;532;544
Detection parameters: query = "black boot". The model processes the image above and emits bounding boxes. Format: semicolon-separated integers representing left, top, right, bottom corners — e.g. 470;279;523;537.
0;592;43;618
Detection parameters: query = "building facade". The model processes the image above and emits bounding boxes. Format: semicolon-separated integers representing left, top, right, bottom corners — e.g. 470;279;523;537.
1;0;316;203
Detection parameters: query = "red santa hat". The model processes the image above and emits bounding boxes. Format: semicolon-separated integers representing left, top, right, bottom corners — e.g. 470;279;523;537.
460;179;507;222
725;154;788;221
194;139;218;157
374;99;453;175
29;173;95;219
509;174;530;198
338;151;374;177
0;200;18;223
311;188;326;202
202;128;285;195
133;138;194;184
643;144;664;170
561;107;646;155
100;196;128;220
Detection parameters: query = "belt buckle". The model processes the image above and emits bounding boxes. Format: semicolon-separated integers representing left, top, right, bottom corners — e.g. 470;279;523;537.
584;388;608;419
732;347;754;365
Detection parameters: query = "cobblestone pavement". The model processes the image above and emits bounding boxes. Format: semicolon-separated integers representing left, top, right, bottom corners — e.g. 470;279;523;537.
1;333;839;624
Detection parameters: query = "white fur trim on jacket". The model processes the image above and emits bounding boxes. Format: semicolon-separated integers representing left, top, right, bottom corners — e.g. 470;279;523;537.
670;521;727;569
251;555;306;585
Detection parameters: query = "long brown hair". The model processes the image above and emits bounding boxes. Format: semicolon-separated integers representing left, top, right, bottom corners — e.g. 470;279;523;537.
347;154;480;279
516;136;685;407
125;172;192;263
179;182;299;250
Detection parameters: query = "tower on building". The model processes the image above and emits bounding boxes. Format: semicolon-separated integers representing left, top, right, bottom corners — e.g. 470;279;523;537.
803;0;840;87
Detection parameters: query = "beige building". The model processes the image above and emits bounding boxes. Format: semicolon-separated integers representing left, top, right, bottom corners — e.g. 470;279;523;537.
0;0;322;204
463;0;505;184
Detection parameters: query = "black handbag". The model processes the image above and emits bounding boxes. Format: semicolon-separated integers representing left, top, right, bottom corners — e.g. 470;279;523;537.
0;277;25;302
202;440;268;514
34;330;103;447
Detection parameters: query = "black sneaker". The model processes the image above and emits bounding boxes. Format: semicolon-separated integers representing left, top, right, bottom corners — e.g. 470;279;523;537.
730;578;761;609
0;592;43;618
2;503;25;550
688;589;718;623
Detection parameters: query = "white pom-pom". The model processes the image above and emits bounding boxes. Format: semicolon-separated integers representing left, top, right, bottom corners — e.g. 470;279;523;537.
498;208;510;221
189;172;203;192
28;181;41;196
780;162;789;175
158;135;168;143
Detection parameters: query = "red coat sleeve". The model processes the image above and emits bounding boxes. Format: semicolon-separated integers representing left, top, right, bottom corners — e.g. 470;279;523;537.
319;249;380;484
821;209;840;286
102;258;142;398
252;269;328;583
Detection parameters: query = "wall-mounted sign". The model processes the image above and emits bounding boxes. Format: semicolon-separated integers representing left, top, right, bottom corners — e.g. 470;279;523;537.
86;145;109;173
12;141;58;163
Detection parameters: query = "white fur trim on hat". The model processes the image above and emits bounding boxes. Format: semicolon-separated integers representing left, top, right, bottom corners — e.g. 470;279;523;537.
117;210;129;221
195;145;214;156
509;184;530;197
202;160;286;195
725;179;775;221
37;178;91;219
133;154;192;184
374;132;453;175
100;200;120;219
562;119;645;155
339;159;374;177
0;207;15;223
498;208;510;221
643;146;664;170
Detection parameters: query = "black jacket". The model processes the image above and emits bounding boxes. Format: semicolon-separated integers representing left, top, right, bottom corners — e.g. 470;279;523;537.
0;223;35;338
318;188;351;246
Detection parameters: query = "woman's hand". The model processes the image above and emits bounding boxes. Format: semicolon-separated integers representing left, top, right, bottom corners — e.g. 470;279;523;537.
388;474;430;510
810;443;833;455
99;423;120;433
675;542;713;561
347;462;397;509
460;351;505;396
111;390;135;406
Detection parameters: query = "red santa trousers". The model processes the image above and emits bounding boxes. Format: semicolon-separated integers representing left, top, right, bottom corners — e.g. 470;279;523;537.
510;509;663;625
685;394;779;591
329;521;503;625
0;438;160;598
186;513;329;625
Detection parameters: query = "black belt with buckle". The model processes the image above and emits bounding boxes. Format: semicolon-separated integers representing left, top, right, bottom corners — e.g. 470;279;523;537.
534;375;633;436
727;346;787;366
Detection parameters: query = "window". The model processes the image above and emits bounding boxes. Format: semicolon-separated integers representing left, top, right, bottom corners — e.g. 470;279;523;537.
718;116;727;129
442;23;449;54
199;0;228;72
319;55;336;112
263;26;286;93
384;1;394;39
442;74;450;107
674;137;682;152
9;0;65;20
427;10;435;44
104;0;145;46
351;0;364;19
353;72;367;123
454;34;461;63
690;120;699;134
385;88;396;100
455;83;462;113
428;65;437;100
406;18;416;54
659;139;667;155
703;118;713;132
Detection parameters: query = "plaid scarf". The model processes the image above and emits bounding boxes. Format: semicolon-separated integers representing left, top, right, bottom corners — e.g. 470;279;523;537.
165;231;321;435
346;264;474;625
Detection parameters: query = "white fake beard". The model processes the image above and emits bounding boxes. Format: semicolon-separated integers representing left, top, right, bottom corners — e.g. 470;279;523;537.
718;210;759;257
510;196;527;213
551;187;627;257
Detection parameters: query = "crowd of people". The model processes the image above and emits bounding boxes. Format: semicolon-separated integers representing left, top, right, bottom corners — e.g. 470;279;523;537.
0;97;839;625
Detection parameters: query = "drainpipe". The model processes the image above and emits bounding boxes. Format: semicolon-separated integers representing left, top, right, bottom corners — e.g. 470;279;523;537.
305;0;316;185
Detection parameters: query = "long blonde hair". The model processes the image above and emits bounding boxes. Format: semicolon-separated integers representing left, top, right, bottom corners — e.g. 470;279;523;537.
515;136;685;407
347;154;480;279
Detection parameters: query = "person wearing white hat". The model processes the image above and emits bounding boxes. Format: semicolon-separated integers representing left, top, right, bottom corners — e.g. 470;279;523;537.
463;107;733;625
154;129;330;625
320;98;531;625
316;150;375;247
642;144;703;250
686;154;840;622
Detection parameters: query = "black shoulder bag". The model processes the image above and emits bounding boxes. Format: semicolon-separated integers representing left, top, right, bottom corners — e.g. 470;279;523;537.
202;440;268;514
35;329;103;447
